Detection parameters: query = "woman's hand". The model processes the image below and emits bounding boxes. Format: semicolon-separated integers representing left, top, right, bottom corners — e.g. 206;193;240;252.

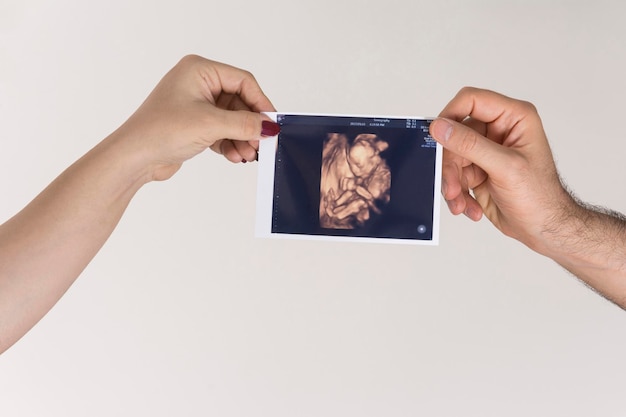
115;54;280;181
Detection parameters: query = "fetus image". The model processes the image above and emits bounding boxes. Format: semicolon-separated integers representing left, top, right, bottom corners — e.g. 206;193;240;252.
320;133;391;229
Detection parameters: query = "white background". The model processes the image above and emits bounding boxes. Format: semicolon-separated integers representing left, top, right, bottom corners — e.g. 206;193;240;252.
1;1;625;416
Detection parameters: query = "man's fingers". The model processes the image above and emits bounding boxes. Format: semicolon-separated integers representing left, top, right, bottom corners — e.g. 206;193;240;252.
463;164;488;190
441;154;463;201
438;87;542;147
430;117;511;176
439;87;520;124
461;116;488;138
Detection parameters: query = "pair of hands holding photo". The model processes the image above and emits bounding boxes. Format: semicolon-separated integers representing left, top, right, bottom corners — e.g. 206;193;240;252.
1;54;624;354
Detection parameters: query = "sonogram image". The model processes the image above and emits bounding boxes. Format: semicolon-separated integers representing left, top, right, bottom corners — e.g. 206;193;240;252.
320;133;391;229
266;114;438;242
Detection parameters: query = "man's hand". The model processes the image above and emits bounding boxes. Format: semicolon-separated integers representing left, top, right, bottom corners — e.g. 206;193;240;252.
430;87;626;309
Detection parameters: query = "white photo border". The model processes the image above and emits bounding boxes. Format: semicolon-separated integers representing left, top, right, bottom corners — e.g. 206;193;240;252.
256;112;442;245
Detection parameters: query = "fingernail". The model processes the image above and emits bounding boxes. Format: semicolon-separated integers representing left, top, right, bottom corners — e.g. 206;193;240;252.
432;118;453;142
261;121;281;137
447;198;458;213
441;179;448;197
465;206;482;221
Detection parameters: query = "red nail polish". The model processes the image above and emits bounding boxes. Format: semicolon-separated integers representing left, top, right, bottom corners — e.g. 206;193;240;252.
261;120;281;137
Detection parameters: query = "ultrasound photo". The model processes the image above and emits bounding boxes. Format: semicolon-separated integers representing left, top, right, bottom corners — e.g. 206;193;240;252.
320;133;391;229
256;113;442;245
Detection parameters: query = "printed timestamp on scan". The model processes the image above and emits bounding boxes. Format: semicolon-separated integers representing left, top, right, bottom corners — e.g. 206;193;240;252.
255;113;442;245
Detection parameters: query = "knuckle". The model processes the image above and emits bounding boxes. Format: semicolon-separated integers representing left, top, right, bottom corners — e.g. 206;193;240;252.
501;153;530;184
239;112;258;139
179;54;201;67
240;68;255;80
508;153;527;171
517;99;538;115
459;86;476;95
456;128;480;155
235;67;257;86
457;86;479;100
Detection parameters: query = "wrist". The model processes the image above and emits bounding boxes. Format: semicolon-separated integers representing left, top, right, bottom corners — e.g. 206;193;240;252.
97;126;156;189
534;192;626;274
526;187;584;259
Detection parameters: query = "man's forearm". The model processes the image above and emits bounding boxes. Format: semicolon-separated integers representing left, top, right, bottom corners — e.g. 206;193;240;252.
542;199;626;308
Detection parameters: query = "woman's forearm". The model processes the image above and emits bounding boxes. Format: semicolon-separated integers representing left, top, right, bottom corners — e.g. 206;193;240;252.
0;55;277;354
0;131;148;353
